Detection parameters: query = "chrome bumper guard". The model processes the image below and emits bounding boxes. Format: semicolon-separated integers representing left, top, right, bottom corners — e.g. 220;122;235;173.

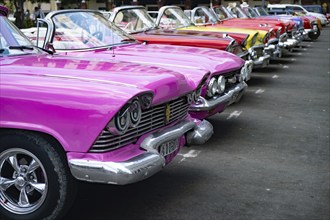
279;38;300;50
243;60;253;81
248;45;270;67
252;54;271;67
264;38;280;58
190;81;247;112
68;118;213;185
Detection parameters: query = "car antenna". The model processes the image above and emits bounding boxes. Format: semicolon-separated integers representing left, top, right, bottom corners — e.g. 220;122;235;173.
111;24;115;57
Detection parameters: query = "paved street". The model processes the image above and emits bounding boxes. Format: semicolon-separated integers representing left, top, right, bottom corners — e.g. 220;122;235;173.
63;27;330;220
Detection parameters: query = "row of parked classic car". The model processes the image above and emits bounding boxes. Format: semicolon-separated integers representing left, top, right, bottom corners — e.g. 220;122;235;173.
0;3;328;220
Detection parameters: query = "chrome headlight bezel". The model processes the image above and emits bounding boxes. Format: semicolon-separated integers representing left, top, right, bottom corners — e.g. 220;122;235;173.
263;32;270;44
276;27;282;38
129;99;142;127
207;77;218;97
140;93;153;109
107;94;149;135
251;33;258;46
114;107;130;134
217;76;226;94
240;66;247;81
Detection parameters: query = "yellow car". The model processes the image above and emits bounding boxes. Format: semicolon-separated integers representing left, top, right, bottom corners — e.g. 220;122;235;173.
150;5;272;67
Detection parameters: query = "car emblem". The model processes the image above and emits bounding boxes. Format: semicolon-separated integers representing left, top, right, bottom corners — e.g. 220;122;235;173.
165;104;171;124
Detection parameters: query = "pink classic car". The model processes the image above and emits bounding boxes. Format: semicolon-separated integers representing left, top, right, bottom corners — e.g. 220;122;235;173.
22;10;248;120
0;6;213;220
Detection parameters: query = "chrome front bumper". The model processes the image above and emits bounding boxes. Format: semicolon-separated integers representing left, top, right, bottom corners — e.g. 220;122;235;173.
190;81;247;112
277;32;300;50
248;45;270;68
265;38;282;58
252;54;271;67
68;118;213;185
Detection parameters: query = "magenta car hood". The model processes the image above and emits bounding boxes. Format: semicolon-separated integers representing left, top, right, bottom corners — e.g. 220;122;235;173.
62;43;244;77
1;55;194;106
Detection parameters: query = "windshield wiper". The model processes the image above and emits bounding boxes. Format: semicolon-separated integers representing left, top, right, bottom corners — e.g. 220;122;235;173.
8;45;53;55
9;45;34;50
120;38;137;43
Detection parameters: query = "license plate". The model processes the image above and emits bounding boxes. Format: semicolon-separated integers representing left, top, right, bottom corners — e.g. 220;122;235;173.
159;139;179;157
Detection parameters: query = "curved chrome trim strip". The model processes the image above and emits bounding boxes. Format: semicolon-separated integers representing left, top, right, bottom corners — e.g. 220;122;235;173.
190;82;247;111
69;152;165;185
140;119;196;152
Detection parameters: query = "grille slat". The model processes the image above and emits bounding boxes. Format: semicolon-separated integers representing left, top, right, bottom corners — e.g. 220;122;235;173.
90;96;189;152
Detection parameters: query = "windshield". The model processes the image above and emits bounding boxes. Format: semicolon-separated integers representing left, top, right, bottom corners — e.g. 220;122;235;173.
241;7;258;18
51;11;135;50
112;8;156;33
226;6;249;18
0;16;40;56
192;7;218;24
158;8;194;29
255;7;269;16
213;6;233;20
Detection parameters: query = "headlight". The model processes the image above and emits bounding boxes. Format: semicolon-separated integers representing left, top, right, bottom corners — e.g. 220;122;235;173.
248;48;257;59
240;67;247;81
251;33;258;46
241;37;247;48
276;27;282;38
108;95;148;134
129;99;142;127
187;93;193;104
196;87;202;98
207;77;218;97
217;76;226;94
226;44;233;53
140;93;153;109
263;32;270;44
114;107;130;134
192;91;199;103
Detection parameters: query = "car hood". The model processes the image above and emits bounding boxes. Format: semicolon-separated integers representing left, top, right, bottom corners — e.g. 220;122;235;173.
60;43;244;80
180;25;263;37
0;55;194;106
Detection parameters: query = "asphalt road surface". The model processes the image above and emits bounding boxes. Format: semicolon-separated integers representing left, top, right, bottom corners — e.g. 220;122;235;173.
63;26;329;220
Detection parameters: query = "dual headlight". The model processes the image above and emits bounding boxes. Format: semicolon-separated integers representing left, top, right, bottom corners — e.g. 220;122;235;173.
187;89;201;104
207;76;226;97
108;93;152;135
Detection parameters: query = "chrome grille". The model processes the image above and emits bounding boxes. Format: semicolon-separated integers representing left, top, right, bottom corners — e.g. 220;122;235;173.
90;96;189;152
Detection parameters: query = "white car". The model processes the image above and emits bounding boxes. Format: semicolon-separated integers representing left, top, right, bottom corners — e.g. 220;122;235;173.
268;4;328;26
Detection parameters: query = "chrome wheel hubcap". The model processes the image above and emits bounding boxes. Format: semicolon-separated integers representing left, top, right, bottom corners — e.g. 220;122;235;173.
0;148;48;214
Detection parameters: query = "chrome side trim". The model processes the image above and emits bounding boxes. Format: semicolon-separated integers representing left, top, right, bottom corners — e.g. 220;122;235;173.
190;82;247;111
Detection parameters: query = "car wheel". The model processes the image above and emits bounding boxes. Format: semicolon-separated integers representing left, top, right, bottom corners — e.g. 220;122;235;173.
0;130;77;220
308;29;320;40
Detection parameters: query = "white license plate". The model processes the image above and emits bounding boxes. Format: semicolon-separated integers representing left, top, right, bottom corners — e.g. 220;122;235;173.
159;139;179;156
